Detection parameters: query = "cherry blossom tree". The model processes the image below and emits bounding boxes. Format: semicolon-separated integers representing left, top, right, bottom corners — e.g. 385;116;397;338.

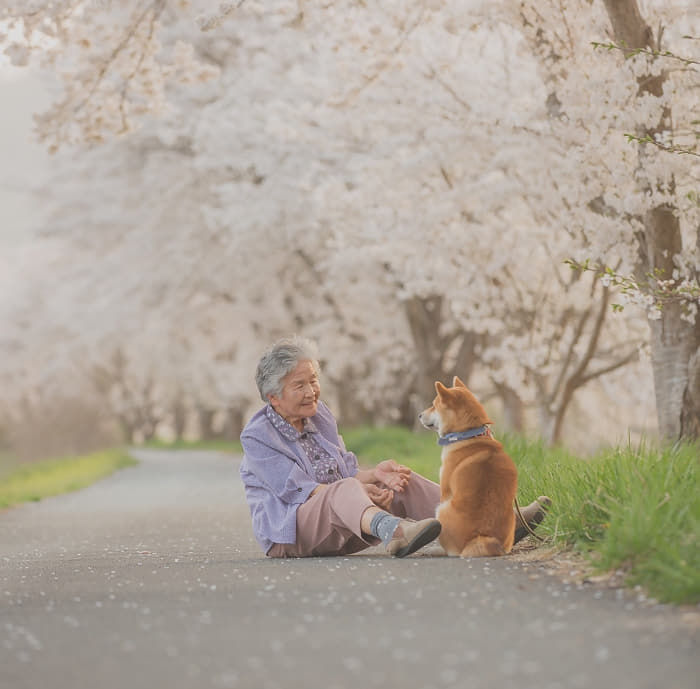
296;2;651;442
2;0;682;450
510;0;700;442
1;0;219;149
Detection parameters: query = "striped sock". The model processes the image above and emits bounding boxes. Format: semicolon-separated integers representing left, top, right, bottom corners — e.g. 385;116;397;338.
369;512;401;545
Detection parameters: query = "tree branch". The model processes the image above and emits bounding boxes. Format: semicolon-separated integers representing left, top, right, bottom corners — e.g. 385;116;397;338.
567;281;611;388
330;7;426;107
549;304;591;404
579;349;640;386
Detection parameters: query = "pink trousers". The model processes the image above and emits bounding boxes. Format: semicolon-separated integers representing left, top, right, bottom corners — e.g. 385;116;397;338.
267;474;441;558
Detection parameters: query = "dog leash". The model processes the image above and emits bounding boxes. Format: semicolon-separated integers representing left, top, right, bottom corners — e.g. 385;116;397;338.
513;496;547;542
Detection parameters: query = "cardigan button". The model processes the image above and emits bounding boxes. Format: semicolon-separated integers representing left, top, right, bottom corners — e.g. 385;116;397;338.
297;487;303;492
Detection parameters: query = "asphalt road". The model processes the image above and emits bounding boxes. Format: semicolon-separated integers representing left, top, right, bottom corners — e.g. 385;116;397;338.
1;449;697;689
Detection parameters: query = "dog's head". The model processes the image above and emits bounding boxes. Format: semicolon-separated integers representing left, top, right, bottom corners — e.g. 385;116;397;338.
419;376;493;436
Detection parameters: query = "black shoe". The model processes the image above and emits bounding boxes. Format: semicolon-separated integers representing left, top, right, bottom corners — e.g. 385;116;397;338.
513;496;551;544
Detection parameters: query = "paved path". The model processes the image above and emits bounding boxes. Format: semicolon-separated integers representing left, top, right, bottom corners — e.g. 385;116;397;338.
1;449;697;689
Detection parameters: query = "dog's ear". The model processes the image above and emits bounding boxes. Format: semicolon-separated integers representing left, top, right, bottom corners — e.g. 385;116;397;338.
452;376;466;389
435;381;449;397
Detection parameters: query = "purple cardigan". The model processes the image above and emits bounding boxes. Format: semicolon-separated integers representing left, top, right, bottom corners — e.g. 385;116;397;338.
239;401;359;554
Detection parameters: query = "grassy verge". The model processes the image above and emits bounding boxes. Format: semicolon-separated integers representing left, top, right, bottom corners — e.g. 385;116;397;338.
341;425;700;605
341;425;441;480
0;450;18;480
144;438;242;453
0;449;137;510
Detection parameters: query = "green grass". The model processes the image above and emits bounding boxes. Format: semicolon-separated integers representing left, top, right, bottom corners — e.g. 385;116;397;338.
0;449;137;509
144;438;242;453
342;425;700;605
0;450;18;480
341;425;441;480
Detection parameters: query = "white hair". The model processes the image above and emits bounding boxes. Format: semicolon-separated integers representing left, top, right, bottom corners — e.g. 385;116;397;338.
255;336;320;402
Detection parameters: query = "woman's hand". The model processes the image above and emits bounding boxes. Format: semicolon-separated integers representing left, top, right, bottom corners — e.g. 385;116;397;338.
363;483;394;511
374;459;411;493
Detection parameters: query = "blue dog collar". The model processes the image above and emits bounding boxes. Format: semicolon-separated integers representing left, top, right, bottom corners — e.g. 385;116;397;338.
437;425;491;446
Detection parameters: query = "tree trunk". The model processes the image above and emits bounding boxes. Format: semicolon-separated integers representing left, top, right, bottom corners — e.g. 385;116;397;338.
220;406;246;441
404;295;448;406
394;389;420;428
116;414;137;444
197;407;217;441
643;204;700;441
680;327;700;439
172;397;187;441
402;296;478;426
602;0;700;442
494;383;525;433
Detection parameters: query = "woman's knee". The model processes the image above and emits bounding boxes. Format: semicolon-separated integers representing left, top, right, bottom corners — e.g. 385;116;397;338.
330;476;366;496
323;478;375;516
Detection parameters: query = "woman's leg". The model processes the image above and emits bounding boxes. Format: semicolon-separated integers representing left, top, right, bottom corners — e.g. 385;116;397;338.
389;472;441;520
267;478;379;558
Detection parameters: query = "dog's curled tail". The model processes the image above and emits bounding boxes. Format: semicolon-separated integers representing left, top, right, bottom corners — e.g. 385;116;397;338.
460;536;506;558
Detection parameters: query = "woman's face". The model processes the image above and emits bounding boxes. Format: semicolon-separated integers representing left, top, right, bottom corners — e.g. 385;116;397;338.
268;359;321;426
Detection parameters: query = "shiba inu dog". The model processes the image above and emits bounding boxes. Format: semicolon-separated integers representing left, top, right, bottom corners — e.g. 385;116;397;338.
419;376;518;557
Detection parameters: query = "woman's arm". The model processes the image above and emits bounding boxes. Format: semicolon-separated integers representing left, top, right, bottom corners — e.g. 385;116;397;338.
354;468;377;484
240;434;319;504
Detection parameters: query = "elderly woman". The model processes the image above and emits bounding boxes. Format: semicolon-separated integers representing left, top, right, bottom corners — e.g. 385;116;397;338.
240;336;548;558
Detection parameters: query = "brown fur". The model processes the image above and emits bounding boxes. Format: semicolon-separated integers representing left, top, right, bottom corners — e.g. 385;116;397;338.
420;377;517;558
